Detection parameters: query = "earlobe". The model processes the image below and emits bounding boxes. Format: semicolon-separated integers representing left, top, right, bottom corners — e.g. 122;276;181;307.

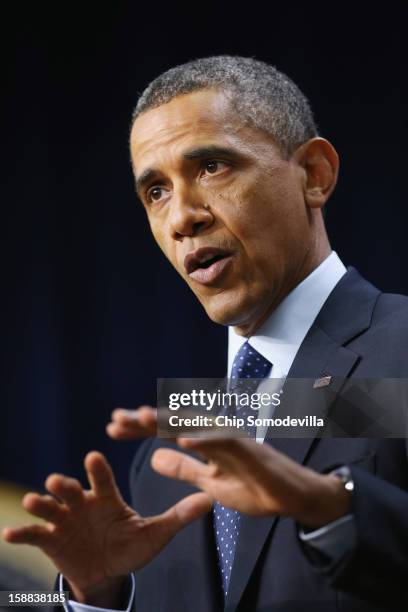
294;138;339;209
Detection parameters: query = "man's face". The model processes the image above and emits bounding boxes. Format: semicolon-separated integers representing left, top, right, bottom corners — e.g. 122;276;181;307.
130;89;315;334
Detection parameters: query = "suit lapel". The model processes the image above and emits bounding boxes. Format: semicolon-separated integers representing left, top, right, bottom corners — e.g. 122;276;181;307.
224;268;380;611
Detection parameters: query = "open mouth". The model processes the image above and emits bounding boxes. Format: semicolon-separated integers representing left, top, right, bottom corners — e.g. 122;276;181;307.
184;247;232;275
184;247;233;285
195;254;226;270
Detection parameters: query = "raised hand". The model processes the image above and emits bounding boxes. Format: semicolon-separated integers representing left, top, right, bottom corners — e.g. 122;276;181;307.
2;451;211;607
106;405;157;440
151;437;351;529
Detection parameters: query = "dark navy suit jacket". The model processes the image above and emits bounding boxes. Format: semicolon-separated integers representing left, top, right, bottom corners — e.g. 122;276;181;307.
129;269;408;611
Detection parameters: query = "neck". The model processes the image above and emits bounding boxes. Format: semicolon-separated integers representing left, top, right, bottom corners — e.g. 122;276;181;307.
234;232;331;338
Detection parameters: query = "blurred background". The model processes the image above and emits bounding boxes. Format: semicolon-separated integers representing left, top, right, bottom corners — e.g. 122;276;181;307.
1;1;407;590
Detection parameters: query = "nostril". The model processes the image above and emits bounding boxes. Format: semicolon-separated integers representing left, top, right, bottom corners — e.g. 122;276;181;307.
192;220;210;234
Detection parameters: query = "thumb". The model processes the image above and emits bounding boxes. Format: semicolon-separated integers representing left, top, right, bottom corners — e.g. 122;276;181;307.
153;492;213;537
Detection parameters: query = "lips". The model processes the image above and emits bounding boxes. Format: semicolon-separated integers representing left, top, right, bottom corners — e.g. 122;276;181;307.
184;247;233;285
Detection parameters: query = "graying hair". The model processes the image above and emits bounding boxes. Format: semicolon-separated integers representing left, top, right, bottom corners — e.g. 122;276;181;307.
132;56;318;157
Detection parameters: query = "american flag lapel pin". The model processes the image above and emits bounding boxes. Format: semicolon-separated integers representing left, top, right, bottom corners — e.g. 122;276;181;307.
313;375;332;389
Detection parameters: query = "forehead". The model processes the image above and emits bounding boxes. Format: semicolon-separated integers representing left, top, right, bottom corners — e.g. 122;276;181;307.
130;89;260;172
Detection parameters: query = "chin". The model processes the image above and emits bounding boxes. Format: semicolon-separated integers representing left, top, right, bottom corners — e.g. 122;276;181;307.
201;291;261;328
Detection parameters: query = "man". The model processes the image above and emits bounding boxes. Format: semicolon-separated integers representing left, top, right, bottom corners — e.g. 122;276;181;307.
3;56;408;611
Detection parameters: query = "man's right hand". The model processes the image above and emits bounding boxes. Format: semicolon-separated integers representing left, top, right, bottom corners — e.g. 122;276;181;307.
2;449;211;608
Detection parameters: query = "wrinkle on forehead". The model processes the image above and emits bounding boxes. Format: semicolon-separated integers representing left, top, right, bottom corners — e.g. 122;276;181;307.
130;89;251;170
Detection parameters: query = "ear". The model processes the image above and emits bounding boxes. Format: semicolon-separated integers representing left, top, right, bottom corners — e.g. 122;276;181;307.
292;137;339;209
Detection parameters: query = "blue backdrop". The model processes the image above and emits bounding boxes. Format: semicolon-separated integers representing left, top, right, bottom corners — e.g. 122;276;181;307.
2;2;407;500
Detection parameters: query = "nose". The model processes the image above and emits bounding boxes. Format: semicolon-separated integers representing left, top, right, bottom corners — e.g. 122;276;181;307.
169;184;214;240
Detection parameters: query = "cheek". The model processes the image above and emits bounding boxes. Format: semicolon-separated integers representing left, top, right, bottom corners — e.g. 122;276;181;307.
149;221;174;263
216;178;307;280
151;227;185;278
215;179;287;247
148;220;163;250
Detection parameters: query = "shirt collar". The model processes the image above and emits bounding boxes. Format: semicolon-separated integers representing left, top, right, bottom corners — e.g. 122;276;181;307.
228;252;346;376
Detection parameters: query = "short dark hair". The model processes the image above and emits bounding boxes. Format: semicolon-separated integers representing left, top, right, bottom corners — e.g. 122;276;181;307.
132;56;318;157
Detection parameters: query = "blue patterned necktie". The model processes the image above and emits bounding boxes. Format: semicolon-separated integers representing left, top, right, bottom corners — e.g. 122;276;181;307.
213;341;272;597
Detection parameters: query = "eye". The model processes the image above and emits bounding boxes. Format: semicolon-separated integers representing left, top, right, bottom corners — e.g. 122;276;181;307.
201;160;229;176
147;186;165;203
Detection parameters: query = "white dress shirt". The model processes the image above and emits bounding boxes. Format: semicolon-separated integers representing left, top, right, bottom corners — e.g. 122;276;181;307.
228;250;346;377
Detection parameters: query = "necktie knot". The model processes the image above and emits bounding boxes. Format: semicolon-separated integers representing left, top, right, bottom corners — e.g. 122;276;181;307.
229;341;272;429
231;341;272;384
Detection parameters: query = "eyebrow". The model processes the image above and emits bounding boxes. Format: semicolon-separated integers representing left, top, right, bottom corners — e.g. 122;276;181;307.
135;168;158;196
134;145;239;196
183;145;238;160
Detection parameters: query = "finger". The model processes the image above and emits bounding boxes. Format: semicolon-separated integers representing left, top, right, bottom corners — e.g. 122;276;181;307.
178;436;240;452
107;406;157;439
22;493;66;523
179;436;294;488
111;406;157;426
45;474;85;508
160;492;213;531
84;451;120;498
151;448;210;488
178;436;257;468
2;524;53;548
106;422;147;440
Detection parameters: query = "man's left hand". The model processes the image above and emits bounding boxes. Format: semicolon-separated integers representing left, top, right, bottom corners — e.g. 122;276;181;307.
151;437;351;529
